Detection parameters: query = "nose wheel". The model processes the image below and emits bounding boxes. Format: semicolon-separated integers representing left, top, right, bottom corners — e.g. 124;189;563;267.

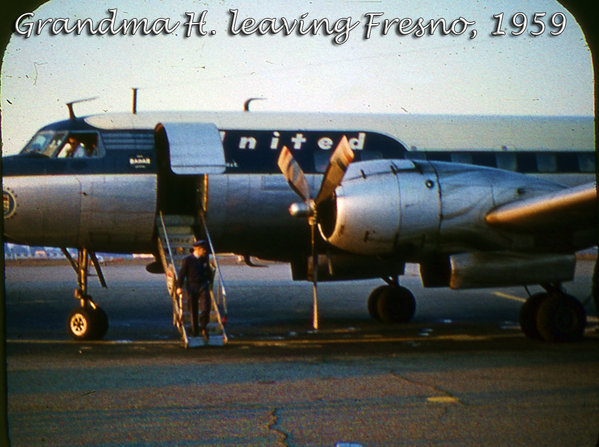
63;247;109;340
67;299;109;340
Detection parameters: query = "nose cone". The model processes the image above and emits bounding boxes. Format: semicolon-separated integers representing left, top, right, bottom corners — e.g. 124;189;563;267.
2;156;81;247
3;186;17;221
3;191;19;243
3;157;26;244
3;176;40;245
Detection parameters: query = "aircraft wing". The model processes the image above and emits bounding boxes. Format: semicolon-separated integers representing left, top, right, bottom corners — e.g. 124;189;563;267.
485;182;597;231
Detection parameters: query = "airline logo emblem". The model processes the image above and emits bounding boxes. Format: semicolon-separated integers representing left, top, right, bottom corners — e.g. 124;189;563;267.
3;188;17;219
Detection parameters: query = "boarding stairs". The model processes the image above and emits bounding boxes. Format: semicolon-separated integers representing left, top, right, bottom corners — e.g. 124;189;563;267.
156;212;228;348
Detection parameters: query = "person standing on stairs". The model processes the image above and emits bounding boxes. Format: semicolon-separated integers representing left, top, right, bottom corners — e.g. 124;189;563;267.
175;240;213;339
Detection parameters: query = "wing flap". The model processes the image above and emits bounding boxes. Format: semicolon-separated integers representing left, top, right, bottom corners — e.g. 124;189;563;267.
485;182;597;230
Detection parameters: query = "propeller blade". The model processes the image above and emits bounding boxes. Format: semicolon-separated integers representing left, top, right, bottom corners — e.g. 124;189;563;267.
277;146;311;202
310;218;319;331
315;136;355;206
278;137;354;332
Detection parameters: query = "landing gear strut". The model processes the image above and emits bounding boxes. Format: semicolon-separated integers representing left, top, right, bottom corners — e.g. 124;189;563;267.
62;248;109;340
519;284;586;342
367;276;416;324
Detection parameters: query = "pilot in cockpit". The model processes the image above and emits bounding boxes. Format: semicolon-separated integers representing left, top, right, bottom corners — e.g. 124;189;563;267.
58;134;97;158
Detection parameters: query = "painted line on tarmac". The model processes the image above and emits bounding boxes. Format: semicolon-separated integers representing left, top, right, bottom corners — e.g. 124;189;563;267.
492;291;526;303
230;332;522;347
427;396;460;404
6;339;180;345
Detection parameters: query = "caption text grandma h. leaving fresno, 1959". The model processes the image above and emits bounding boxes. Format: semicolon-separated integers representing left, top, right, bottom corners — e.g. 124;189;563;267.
13;8;567;44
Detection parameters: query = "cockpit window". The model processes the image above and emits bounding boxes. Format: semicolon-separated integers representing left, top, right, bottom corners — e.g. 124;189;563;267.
21;131;68;157
55;133;99;158
21;131;101;158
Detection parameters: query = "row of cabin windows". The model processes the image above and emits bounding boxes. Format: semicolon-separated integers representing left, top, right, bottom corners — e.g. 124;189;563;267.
403;151;595;174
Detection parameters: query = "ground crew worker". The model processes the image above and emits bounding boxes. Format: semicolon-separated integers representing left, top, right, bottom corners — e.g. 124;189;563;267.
175;240;212;339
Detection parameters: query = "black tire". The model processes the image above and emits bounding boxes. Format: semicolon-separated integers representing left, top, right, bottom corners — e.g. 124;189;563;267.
376;286;416;324
519;293;549;340
94;306;109;339
67;306;108;340
536;293;586;342
367;286;387;321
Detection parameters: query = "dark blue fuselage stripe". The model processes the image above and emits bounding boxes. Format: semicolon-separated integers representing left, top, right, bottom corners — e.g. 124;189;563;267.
2;123;595;176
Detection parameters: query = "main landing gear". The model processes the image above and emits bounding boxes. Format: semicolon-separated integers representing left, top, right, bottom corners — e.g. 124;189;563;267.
519;284;586;342
62;248;109;340
367;276;416;324
366;278;586;343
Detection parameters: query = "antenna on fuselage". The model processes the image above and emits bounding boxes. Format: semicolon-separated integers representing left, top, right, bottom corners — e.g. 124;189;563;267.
132;88;139;114
65;97;98;120
243;97;266;112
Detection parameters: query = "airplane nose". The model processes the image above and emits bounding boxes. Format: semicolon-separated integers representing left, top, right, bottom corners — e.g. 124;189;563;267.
3;174;82;247
3;177;30;245
3;185;17;220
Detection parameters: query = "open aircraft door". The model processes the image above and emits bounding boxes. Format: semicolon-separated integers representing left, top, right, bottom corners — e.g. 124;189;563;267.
156;122;226;175
155;122;226;215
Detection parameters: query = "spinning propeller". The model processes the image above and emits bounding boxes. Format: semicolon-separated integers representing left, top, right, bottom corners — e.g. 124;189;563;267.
277;136;354;330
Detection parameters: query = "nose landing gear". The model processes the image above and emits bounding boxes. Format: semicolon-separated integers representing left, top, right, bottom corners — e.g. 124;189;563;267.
67;292;109;340
62;247;109;340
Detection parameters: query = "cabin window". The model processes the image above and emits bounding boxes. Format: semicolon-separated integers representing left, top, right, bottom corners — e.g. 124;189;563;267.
359;151;383;161
406;152;426;161
536;154;557;173
516;153;538;172
427;152;451;162
313;152;329;173
577;153;595;173
451;153;472;164
496;153;516;171
471;153;496;168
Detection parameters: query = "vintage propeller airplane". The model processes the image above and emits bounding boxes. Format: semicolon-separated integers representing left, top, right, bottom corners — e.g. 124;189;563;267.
2;101;596;343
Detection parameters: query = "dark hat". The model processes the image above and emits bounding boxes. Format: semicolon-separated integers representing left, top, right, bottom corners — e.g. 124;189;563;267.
192;240;209;248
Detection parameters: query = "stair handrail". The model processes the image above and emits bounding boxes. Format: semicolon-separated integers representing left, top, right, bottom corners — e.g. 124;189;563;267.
200;212;227;314
158;211;179;287
157;211;189;345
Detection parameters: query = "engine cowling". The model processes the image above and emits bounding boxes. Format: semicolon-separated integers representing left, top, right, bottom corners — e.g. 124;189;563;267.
319;159;442;256
318;159;565;257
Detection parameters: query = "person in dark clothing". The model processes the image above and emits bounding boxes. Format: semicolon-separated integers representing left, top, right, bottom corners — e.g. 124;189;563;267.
175;240;212;338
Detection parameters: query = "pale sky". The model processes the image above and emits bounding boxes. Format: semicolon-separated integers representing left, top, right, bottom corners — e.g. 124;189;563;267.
1;0;594;155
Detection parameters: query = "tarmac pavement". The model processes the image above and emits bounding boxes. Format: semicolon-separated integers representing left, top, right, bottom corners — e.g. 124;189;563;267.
4;259;599;446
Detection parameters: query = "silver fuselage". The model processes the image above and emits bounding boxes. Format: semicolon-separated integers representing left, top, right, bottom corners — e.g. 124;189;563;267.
3;112;595;264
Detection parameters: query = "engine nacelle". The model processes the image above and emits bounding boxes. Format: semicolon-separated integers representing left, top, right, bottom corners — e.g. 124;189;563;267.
319;159;442;256
319;159;564;257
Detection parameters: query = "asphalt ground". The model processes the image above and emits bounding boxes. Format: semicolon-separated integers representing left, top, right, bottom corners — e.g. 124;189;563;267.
4;259;599;446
